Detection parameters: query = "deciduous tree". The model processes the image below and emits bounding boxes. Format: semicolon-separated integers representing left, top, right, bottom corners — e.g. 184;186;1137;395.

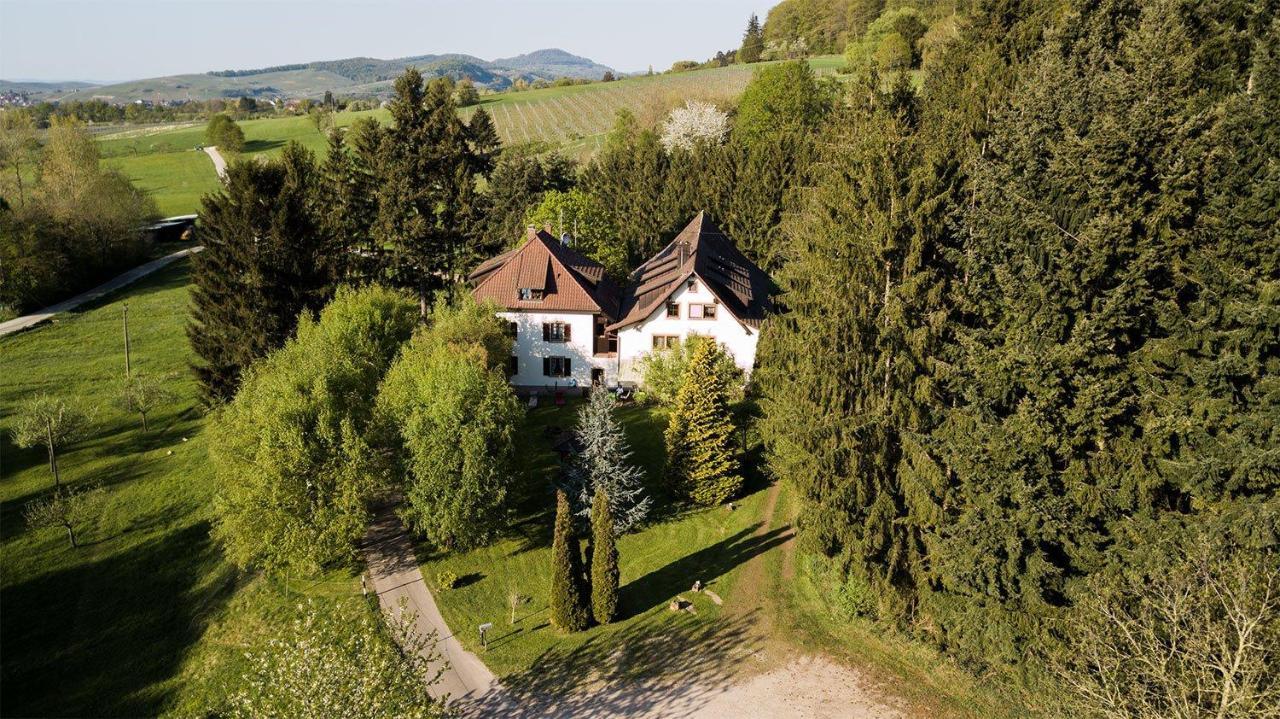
10;394;92;489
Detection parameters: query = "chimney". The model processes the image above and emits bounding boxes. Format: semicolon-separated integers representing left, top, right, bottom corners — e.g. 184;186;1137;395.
526;225;538;243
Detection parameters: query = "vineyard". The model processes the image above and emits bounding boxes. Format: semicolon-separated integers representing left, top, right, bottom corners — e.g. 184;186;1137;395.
100;57;842;216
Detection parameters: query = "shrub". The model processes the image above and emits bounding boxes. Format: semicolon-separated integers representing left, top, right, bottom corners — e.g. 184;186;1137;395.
435;570;459;590
638;336;743;406
374;297;520;550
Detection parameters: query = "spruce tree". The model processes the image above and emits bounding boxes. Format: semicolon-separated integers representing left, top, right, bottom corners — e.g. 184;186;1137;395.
188;143;332;404
590;488;620;624
740;13;765;63
561;389;651;534
757;72;943;618
549;489;590;632
665;340;741;505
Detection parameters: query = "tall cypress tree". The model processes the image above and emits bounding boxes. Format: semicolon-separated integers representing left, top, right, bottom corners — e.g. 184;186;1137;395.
590;488;620;624
550;489;590;632
188;143;332;404
665;341;741;505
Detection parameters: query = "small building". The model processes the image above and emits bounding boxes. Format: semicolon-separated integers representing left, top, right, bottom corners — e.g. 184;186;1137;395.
468;212;776;392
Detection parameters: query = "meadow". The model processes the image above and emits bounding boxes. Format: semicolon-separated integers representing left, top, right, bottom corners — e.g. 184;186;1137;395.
101;57;844;216
0;261;363;716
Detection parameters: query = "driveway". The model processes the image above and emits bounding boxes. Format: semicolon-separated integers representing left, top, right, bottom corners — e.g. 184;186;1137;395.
362;510;505;705
0;246;203;338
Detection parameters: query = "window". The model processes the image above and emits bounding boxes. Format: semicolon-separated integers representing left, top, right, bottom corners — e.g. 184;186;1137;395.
543;356;571;377
652;335;679;350
687;279;698;292
507;355;518;377
542;322;570;342
688;303;717;319
518;288;544;301
505;321;518;338
666;302;679;318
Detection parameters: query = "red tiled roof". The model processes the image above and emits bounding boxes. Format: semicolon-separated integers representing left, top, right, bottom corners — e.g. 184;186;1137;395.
469;228;620;317
607;212;776;331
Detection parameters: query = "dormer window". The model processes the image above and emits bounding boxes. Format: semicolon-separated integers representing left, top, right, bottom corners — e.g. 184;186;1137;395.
518;288;544;302
687;279;697;292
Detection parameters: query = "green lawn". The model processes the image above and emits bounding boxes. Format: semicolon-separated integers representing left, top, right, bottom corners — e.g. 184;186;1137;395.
0;261;364;716
417;397;785;693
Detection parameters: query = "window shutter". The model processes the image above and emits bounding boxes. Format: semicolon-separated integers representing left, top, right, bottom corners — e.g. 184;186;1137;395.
564;323;571;341
543;357;551;376
564;358;571;376
542;323;550;341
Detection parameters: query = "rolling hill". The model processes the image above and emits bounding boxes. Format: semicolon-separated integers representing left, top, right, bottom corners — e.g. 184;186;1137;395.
24;48;617;104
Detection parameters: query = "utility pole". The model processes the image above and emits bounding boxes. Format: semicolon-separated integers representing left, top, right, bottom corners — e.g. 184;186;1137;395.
123;304;132;377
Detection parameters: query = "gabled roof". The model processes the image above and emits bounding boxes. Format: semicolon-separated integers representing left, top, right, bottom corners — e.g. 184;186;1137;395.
608;212;776;331
469;227;620;317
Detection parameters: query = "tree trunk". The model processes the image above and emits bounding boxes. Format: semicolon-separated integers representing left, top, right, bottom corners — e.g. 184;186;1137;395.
46;423;60;490
65;523;78;549
141;411;148;433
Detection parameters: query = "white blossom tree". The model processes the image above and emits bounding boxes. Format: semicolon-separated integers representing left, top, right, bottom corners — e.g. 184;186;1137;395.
225;599;445;719
660;100;729;153
561;389;651;535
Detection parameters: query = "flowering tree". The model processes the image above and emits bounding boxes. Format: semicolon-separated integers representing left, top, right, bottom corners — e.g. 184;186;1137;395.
660;100;729;153
225;599;445;719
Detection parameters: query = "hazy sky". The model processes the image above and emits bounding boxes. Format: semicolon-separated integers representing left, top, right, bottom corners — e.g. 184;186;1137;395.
0;0;770;83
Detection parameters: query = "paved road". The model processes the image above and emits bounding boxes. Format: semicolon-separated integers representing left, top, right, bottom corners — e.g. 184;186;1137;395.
0;246;203;338
203;145;228;179
362;511;504;706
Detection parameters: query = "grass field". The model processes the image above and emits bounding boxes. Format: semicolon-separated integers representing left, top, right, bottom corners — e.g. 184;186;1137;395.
100;57;845;216
0;261;364;716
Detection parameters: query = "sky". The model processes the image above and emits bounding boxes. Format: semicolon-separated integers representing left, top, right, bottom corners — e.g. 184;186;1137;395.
0;0;771;83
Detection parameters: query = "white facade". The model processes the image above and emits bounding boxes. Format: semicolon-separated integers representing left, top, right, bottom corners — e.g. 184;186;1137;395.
499;309;618;390
616;276;760;384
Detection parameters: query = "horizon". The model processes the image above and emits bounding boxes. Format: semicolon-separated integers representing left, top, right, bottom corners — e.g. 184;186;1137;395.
0;0;770;85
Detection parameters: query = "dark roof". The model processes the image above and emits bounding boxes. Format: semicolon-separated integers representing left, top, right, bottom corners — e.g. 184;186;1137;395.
608;212;776;331
469;228;621;317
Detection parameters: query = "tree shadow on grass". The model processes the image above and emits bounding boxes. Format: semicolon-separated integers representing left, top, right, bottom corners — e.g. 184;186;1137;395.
0;521;237;718
457;608;766;718
242;139;284;153
622;524;791;619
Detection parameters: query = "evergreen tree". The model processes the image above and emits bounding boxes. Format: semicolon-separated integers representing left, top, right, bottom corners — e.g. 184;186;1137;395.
479;146;575;251
758;73;943;619
665;340;741;505
561;389;651;534
188;143;333;404
590;488;620;624
374;70;493;312
740;13;765;63
580;111;679;265
550;489;591;632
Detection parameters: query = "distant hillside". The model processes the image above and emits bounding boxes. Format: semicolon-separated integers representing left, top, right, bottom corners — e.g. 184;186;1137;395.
44;48;618;104
0;79;95;94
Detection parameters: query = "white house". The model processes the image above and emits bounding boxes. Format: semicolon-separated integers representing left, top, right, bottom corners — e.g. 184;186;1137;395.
608;212;775;383
469;227;622;391
468;213;776;392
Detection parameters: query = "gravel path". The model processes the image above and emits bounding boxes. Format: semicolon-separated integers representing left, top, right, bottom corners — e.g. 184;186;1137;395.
362;510;503;706
203;145;228;179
